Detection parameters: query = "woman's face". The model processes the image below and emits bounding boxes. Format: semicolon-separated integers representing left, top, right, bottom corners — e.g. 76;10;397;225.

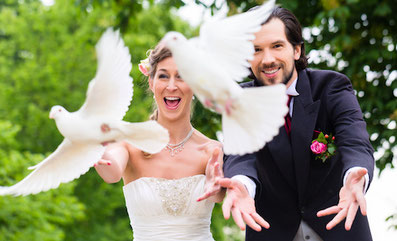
149;57;194;122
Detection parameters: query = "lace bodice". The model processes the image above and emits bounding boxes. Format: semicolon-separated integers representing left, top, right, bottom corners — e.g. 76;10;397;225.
123;174;215;241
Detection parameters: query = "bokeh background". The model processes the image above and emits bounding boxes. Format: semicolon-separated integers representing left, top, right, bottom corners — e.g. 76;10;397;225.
0;0;395;240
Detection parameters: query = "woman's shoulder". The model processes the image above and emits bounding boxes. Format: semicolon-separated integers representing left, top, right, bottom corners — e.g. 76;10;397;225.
192;129;222;153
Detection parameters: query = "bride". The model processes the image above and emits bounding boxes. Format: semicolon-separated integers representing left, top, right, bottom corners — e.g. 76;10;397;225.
94;42;225;241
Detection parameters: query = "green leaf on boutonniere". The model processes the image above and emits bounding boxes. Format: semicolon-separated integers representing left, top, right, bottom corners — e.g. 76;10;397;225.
328;144;336;154
317;132;327;144
320;155;327;163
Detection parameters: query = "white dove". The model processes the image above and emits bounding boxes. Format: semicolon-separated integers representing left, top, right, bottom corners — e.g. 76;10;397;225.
0;28;169;196
161;0;288;155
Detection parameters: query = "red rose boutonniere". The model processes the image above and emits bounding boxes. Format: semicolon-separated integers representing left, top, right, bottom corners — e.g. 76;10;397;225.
311;132;336;163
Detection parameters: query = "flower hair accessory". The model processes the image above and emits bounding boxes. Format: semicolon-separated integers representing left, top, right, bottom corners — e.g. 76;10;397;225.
138;57;150;76
311;131;336;163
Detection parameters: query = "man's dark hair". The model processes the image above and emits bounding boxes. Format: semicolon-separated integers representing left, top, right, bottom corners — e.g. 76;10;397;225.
263;6;308;71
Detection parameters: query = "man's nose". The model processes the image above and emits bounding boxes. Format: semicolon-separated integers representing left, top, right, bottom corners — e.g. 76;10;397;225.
261;49;276;65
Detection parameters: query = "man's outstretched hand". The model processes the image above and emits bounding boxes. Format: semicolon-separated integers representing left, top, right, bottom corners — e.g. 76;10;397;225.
317;168;368;231
217;178;269;232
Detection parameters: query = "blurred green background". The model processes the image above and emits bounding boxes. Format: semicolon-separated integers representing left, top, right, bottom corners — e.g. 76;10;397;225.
0;0;395;240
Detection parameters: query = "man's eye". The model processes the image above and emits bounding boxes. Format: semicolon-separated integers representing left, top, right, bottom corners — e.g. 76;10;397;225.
255;48;262;52
274;44;282;48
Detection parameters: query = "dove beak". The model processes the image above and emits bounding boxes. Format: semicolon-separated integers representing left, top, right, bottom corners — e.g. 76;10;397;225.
49;112;54;119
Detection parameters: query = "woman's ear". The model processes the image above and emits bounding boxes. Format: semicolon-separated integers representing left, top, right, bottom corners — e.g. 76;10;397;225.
148;77;154;93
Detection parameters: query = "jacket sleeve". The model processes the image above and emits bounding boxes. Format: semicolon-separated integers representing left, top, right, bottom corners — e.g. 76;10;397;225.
223;153;260;186
325;73;375;185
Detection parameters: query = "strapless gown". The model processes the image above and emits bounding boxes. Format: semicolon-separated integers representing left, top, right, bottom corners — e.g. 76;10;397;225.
123;174;215;241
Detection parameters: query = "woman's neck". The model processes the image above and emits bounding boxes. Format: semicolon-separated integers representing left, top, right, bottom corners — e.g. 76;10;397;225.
157;116;193;144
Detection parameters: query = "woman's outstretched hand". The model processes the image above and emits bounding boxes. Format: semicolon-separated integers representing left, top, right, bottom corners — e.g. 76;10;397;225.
197;147;224;202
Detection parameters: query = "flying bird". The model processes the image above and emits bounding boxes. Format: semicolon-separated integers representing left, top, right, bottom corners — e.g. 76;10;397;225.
0;28;169;196
161;0;288;155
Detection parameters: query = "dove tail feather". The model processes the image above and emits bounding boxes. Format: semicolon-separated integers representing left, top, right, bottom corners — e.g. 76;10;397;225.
116;120;169;154
222;84;288;155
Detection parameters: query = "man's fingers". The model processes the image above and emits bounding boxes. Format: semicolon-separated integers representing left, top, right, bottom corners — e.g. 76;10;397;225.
326;208;348;230
217;178;234;189
348;168;367;182
317;206;341;217
242;212;261;232
355;191;367;215
345;202;359;231
231;207;245;231
222;195;233;220
217;178;247;195
251;212;270;229
356;168;368;178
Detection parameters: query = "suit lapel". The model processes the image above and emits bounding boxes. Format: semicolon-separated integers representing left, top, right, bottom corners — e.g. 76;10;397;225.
290;71;320;204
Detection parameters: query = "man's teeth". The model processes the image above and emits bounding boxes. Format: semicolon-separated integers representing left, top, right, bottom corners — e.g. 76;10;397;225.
264;69;278;74
165;97;180;101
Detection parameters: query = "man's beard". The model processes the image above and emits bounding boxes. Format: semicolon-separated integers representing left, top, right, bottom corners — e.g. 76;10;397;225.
256;62;295;86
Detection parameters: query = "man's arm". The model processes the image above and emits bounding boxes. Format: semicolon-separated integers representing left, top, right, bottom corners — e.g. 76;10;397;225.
316;72;374;230
218;153;270;231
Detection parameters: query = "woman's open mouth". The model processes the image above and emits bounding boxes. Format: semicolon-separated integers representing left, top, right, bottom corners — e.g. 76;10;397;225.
164;96;181;110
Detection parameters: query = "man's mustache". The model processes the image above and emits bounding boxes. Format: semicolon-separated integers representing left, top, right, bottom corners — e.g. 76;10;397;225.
260;63;282;69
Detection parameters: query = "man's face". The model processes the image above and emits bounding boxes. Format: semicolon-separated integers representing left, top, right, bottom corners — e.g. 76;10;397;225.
250;18;301;87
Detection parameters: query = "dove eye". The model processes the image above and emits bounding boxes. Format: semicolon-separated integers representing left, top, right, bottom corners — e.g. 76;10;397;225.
58;109;61;112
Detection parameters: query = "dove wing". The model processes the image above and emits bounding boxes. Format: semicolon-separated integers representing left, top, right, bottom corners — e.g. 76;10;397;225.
0;139;105;196
198;0;275;82
78;28;133;120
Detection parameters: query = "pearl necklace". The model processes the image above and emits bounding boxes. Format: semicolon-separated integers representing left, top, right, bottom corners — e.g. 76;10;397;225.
165;128;194;156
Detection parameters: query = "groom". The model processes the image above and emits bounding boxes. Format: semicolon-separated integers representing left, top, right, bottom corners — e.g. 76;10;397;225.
219;6;374;241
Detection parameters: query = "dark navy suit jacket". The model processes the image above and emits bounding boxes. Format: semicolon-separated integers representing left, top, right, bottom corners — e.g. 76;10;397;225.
224;68;374;241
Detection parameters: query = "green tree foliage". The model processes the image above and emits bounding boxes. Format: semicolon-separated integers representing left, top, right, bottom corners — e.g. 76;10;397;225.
0;120;85;241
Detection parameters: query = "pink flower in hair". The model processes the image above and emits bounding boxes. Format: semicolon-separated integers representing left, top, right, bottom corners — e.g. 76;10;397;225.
138;58;150;76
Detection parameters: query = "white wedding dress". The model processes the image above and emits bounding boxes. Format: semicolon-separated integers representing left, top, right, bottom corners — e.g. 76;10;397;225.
123;174;215;241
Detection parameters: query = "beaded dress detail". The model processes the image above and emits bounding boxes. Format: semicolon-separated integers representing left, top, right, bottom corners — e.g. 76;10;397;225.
123;175;215;241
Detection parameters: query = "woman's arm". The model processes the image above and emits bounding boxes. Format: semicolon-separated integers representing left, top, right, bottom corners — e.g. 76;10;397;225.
94;142;129;183
200;144;226;203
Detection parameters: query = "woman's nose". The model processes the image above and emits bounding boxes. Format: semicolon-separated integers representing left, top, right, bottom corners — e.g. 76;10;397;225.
166;78;178;91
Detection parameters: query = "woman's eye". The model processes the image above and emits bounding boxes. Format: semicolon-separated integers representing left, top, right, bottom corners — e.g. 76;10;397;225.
159;74;168;79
